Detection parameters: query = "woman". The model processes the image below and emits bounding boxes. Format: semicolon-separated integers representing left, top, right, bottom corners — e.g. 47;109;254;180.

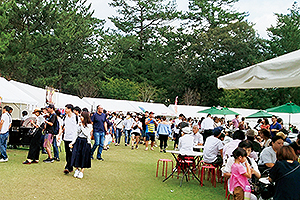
259;128;272;148
23;109;44;164
269;146;300;200
114;114;123;146
131;116;142;150
69;111;93;179
260;118;270;131
157;116;172;153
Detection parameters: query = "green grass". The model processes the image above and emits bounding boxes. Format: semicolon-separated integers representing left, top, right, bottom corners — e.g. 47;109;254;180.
0;141;225;200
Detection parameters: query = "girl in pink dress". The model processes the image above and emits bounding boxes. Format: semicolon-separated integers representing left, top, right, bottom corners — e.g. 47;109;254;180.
230;147;252;200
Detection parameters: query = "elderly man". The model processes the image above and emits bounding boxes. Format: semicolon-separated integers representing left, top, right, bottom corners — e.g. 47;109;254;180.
0;106;13;162
192;125;203;146
258;135;284;171
178;127;194;153
91;105;108;161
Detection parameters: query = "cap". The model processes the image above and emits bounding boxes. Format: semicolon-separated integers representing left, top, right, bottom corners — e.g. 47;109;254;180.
213;127;223;136
32;108;41;114
149;111;154;115
181;127;191;134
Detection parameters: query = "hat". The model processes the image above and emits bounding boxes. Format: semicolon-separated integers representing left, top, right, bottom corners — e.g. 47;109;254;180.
47;104;55;109
246;129;255;137
276;132;287;139
181;127;191;134
32;108;41;114
149;111;154;115
213;127;223;136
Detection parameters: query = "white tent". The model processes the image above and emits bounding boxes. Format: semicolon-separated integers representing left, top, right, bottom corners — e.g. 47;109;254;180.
217;49;300;89
128;101;175;116
168;104;210;118
55;93;91;110
83;97;140;113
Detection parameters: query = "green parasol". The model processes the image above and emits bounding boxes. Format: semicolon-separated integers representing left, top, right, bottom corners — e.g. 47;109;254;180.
197;106;223;115
220;107;239;115
266;102;300;124
246;110;273;118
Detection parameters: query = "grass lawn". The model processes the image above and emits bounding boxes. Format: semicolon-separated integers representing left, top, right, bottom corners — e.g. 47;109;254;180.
0;140;225;200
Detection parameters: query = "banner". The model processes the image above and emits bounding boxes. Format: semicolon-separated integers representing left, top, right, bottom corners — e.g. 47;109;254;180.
174;96;178;114
45;86;58;105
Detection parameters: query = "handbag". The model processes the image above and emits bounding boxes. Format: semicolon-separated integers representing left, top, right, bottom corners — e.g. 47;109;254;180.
260;164;300;199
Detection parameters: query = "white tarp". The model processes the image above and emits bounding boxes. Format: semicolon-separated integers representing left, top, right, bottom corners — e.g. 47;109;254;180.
83;97;140;113
217;49;300;89
128;101;175;116
0;77;38;106
55;93;91;110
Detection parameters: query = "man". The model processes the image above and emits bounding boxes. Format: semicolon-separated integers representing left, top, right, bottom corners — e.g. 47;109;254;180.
200;113;214;144
141;111;149;145
73;106;81;124
232;114;239;129
91;105;108;161
123;112;134;146
43;104;57;163
192;125;203;146
61;104;78;174
145;112;158;151
258;135;284;171
289;133;300;156
203;127;224;166
178;127;194;153
270;115;282;138
222;130;245;164
173;114;184;149
0;106;13;162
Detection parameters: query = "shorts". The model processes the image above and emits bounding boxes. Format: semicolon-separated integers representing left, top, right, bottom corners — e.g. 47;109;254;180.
141;130;146;138
43;133;53;149
146;133;155;142
132;132;141;137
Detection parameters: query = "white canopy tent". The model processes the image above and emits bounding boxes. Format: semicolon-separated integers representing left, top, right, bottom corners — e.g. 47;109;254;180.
83;97;140;113
217;49;300;89
128;101;175;116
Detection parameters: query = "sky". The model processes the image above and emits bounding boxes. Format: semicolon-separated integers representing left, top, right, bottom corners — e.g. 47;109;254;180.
85;0;296;38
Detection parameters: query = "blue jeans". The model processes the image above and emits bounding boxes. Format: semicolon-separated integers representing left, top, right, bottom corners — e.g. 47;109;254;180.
52;136;59;159
0;132;9;159
91;131;105;159
125;130;131;144
116;128;122;144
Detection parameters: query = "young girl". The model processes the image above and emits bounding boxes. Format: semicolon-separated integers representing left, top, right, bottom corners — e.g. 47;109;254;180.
230;147;252;200
69;111;93;179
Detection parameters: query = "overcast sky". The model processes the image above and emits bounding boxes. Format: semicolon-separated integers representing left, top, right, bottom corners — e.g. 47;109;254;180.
85;0;296;38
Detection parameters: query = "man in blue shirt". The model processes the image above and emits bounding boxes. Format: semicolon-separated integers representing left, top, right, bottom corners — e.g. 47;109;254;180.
270;115;282;138
91;105;108;161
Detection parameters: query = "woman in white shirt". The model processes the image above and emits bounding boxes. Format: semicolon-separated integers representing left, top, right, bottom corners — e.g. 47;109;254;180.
70;111;93;179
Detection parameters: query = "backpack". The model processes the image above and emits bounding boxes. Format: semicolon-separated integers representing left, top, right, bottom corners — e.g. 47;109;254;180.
52;114;60;135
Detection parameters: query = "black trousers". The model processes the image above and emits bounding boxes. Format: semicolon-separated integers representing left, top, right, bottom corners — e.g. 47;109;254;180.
203;129;213;144
27;128;42;161
159;135;168;149
173;133;180;148
64;141;73;171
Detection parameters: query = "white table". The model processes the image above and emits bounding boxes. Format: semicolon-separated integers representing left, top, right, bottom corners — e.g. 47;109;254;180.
163;150;203;186
193;145;204;150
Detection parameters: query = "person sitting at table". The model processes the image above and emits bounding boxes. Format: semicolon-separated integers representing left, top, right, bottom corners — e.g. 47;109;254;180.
276;131;292;144
223;130;245;165
269;146;300;200
192;125;203;146
258;135;284;173
178;127;194;153
289;133;300;156
259;128;272;149
203;127;224;166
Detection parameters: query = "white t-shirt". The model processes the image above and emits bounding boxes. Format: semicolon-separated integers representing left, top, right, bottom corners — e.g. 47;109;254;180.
258;146;277;165
123;118;134;130
201;117;214;130
0;112;12;133
131;121;142;133
174;118;182;134
193;132;203;145
203;136;224;163
178;134;194;153
114;118;123;129
63;113;78;141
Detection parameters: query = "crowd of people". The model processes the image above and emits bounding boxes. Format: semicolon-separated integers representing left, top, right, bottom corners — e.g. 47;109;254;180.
1;104;300;199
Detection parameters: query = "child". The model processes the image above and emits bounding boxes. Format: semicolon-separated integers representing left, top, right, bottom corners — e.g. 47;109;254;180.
69;111;93;179
230;147;252;200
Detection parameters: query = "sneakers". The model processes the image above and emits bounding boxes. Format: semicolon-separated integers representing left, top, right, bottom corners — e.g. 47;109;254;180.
32;160;39;164
64;169;70;174
131;146;134;150
135;145;139;149
77;172;83;179
97;158;104;161
145;147;148;151
0;158;8;162
43;158;54;163
74;169;80;178
150;147;154;151
125;144;128;146
53;157;60;161
23;160;31;164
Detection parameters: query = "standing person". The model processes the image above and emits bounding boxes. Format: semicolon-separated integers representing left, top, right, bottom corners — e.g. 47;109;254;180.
61;104;78;174
260;118;270;131
53;109;62;161
201;113;214;144
114;114;123;146
145;112;158;151
90;105;108;161
192;125;203;146
229;147;252;200
43;104;57;163
73;106;81;123
0;106;12;162
141;111;149;145
70;111;93;179
173;114;183;149
23;109;44;164
131;116;142;150
270;115;282;138
232;114;239;130
123;113;134;146
157;116;172;153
